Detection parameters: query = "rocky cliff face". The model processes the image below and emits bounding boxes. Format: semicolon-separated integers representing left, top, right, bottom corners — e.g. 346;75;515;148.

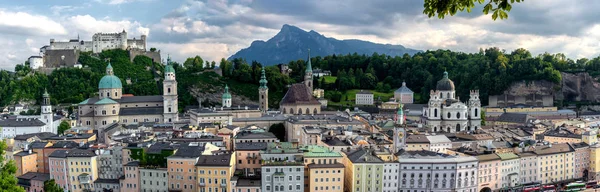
502;72;600;102
559;72;600;102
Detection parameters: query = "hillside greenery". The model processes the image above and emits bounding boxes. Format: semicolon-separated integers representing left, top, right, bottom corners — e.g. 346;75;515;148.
3;47;600;111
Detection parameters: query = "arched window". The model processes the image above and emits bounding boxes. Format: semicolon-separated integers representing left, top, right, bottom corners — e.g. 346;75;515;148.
475;108;478;117
447;112;451;119
298;109;302;115
434;127;437;132
261;95;264;99
439;92;442;98
447;93;450;98
112;110;116;115
290;108;294;114
283;108;287;114
102;110;106;115
456;124;460;132
115;92;118;97
306;108;310;115
100;92;103;97
457;112;460;119
434;108;438;117
168;88;171;93
314;108;318;114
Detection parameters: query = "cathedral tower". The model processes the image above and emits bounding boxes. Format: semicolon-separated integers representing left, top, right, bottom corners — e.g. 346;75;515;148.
304;49;313;93
163;55;178;122
41;89;54;133
259;68;269;113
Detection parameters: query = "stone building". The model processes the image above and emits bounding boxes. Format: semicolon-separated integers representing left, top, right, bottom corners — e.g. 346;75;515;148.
394;81;414;104
423;71;481;133
46;30;146;54
77;58;179;130
355;90;374;105
280;52;320;115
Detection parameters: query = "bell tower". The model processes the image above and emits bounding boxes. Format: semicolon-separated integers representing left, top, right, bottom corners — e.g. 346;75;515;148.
259;68;269;113
163;55;178;122
41;89;54;133
304;49;313;93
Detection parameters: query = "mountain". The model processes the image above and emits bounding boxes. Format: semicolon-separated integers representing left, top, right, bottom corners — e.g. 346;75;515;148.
228;24;421;65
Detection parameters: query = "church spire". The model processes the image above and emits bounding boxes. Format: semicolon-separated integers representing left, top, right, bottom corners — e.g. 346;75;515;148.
259;68;268;89
395;104;404;125
305;49;312;73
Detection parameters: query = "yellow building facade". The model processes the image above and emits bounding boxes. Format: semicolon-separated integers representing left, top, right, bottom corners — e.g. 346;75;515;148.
66;149;98;192
534;144;574;184
196;153;235;192
303;145;345;192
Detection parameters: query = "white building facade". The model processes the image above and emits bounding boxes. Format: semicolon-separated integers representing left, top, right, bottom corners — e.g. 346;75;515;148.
423;71;481;133
383;161;399;192
47;30;146;53
398;150;479;192
355;90;374;105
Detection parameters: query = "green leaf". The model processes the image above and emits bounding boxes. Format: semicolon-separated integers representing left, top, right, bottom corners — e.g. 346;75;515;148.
483;4;492;14
492;11;498;20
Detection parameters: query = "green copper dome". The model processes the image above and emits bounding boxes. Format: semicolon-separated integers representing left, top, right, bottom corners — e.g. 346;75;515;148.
305;49;313;73
99;63;123;89
222;84;232;99
259;68;268;89
165;55;175;73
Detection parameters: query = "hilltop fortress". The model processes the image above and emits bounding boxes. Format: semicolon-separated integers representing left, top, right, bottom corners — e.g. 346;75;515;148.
30;30;159;71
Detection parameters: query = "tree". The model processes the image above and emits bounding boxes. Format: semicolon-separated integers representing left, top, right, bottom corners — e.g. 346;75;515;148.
0;140;25;192
58;121;71;134
268;123;286;141
43;179;63;192
183;56;204;71
150;47;157;52
423;0;524;20
210;61;216;69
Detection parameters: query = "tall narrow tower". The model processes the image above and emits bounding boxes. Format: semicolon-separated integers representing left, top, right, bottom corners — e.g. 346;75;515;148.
163;55;178;122
41;89;54;133
259;68;269;113
222;84;232;108
304;49;313;93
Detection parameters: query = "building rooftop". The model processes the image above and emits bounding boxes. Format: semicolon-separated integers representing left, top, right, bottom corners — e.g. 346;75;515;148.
235;142;268;151
356;90;372;94
14;132;56;140
49;141;79;149
48;150;69;158
496;113;531;124
171;145;204;158
119;95;164;103
196;153;232;166
235;178;261;187
119;107;164;116
496;152;519;160
66;149;96;157
14;151;36;156
30;141;50;149
280;83;321;105
345;148;384;163
303;145;342;158
17;172;50;181
426;135;451;144
0;118;46;127
406;134;430;144
395;82;413;94
476;154;500;162
533;143;574;156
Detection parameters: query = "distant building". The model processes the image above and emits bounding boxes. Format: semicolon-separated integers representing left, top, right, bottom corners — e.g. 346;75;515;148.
488;93;553;107
260;142;304;192
27;56;43;69
46;30;146;54
423;71;481;133
312;68;331;77
355;90;374;105
313;89;325;98
394;81;414;104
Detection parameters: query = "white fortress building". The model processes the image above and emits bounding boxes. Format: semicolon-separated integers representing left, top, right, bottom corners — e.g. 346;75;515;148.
43;30;146;54
423;71;481;133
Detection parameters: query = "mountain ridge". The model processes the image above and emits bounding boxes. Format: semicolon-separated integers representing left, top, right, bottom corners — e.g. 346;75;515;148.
228;24;421;65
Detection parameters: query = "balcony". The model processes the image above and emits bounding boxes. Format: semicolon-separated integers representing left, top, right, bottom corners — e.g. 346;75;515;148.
78;174;91;184
221;183;227;187
198;181;206;187
246;154;259;160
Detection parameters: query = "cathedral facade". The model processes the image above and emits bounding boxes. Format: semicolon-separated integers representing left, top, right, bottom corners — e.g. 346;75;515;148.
77;58;178;130
423;72;481;133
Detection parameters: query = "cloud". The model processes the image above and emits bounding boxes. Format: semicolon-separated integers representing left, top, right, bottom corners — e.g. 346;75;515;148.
0;10;67;36
94;0;150;5
65;15;148;37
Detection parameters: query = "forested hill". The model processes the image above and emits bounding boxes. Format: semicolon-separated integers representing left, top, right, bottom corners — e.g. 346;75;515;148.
3;47;599;112
228;24;421;66
246;47;595;105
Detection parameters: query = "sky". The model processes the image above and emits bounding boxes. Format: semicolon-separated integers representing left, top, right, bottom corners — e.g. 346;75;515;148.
0;0;599;70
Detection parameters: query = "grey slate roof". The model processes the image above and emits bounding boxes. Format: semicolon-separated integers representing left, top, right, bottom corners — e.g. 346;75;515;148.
14;151;36;156
171;145;204;158
17;172;50;181
496;113;531;124
119;95;164;103
345;148;384;163
0;118;46;127
14;132;56;140
235;142;268;151
196;153;232;166
119;107;163;116
30;141;49;149
395;82;413;94
66;149;96;157
147;142;175;154
48;150;69;158
280;83;320;105
49;141;79;149
235;132;277;140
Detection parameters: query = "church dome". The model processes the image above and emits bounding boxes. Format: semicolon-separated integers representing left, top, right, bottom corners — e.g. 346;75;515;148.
436;71;455;91
99;75;123;89
222;85;232;99
99;63;122;89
